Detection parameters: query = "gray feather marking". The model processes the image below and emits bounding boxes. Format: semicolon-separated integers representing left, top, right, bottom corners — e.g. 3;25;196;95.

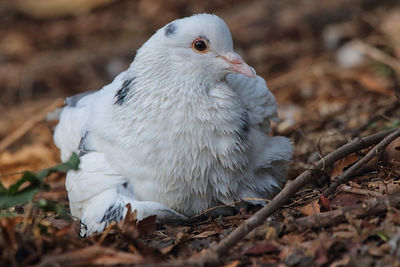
115;78;135;105
65;91;95;107
78;131;93;156
100;204;125;226
165;23;177;36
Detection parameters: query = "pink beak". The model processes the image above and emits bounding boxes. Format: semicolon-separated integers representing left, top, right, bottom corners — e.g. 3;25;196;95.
220;52;256;78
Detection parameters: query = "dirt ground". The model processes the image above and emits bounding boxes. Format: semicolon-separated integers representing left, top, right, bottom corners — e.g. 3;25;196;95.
1;0;400;266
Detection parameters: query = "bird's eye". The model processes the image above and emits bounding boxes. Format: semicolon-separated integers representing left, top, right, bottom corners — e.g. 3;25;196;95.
191;38;209;53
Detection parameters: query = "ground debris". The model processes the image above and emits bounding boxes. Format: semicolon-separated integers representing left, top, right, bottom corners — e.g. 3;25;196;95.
1;0;400;266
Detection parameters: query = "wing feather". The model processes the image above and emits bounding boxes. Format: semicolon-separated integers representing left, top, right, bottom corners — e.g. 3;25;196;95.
226;71;278;133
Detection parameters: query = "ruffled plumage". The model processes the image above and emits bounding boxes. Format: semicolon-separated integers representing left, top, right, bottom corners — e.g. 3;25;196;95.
54;13;292;236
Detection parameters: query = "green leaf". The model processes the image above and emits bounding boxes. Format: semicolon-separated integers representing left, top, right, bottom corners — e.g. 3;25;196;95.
0;153;79;210
36;153;80;180
8;171;40;194
0;186;40;209
0;182;7;193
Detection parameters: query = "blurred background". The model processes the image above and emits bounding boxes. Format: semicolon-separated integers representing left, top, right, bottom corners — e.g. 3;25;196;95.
1;1;400;265
0;0;399;182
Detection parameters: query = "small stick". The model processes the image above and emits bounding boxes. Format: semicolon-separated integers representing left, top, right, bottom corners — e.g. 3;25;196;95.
340;184;383;198
285;193;400;232
185;129;395;266
323;128;400;197
0;98;63;153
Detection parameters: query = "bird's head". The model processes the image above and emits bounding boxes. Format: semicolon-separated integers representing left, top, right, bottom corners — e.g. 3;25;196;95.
135;14;255;83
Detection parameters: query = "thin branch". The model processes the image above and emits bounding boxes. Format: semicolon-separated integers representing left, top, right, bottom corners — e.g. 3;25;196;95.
184;129;395;266
323;128;400;197
285;193;400;232
339;184;383;198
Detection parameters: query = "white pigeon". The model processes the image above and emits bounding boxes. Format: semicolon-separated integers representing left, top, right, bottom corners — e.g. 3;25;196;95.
54;13;293;236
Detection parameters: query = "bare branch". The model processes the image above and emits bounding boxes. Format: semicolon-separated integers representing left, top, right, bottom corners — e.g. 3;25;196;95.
185;129;395;266
285;193;400;232
323;128;400;197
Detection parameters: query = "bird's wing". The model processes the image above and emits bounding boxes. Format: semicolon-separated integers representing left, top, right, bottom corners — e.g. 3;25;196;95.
54;71;187;236
227;71;293;200
226;71;278;133
54;71;127;162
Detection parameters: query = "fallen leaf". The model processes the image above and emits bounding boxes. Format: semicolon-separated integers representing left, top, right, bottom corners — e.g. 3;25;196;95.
330;255;350;267
193;230;218;239
265;226;278;239
299;200;320;216
222;260;240;267
319;194;332;211
380;137;400;167
368;244;385;257
243;242;280;256
38;245;145;266
137;215;157;236
331;153;359;180
160;244;175;254
358;74;394;96
331;192;366;207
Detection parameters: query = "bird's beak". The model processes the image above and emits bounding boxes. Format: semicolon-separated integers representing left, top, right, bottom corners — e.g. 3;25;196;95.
220;52;256;78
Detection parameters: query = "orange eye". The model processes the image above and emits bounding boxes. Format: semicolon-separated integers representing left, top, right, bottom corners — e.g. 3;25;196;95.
191;38;209;53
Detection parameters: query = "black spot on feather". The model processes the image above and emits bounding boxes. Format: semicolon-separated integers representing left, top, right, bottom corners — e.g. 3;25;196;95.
165;23;176;36
78;131;93;156
115;77;135;105
100;204;125;226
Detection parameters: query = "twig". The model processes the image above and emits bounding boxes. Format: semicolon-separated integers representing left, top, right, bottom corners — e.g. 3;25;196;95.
352;39;400;75
0;98;63;153
339;184;383;198
184;129;395;266
323;128;400;197
285;193;400;232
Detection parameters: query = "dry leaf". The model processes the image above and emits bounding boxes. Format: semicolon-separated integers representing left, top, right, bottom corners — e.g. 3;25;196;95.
223;260;240;267
380;137;400;167
38;245;144;266
299;200;320;216
193;230;218;239
243;242;280;256
358;74;394;96
319;194;332;211
137;215;157;236
331;192;366;207
331;153;359;180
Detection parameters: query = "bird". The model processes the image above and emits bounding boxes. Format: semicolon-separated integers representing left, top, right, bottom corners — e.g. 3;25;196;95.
54;13;293;236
